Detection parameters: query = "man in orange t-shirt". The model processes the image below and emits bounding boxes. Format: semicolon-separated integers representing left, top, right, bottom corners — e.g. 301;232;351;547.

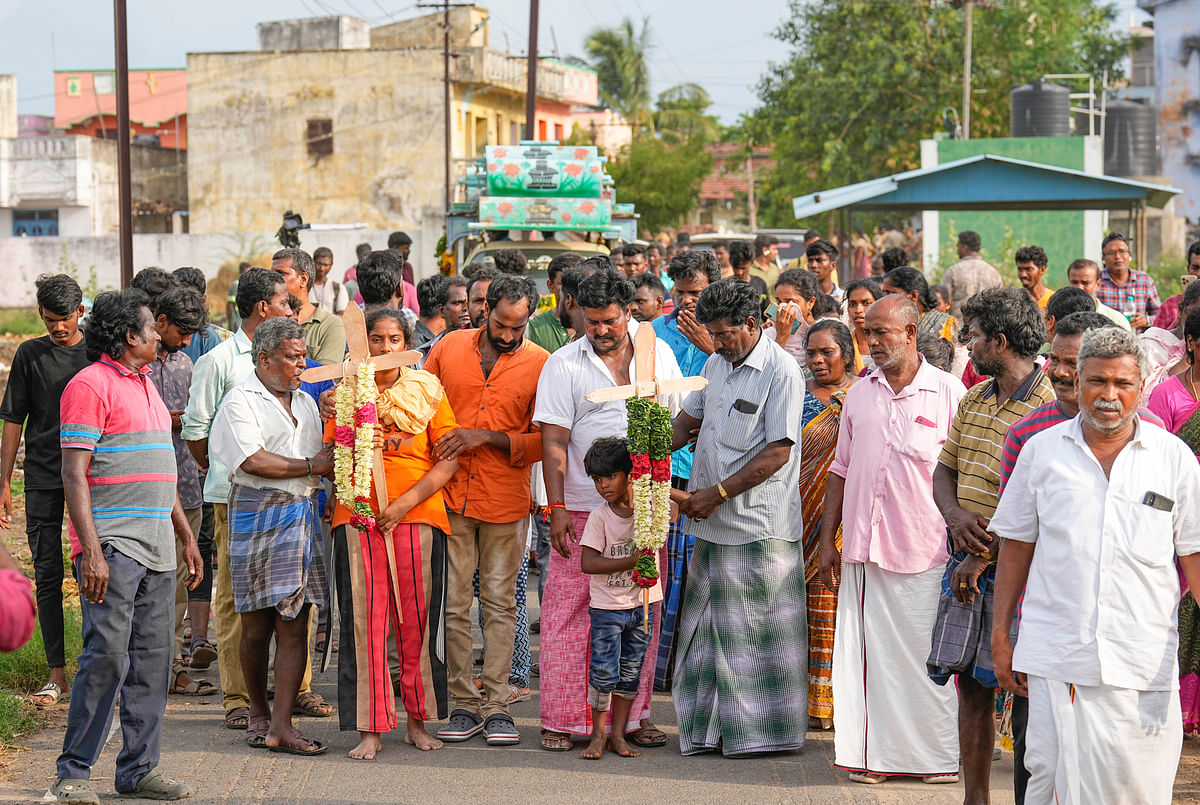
423;275;549;746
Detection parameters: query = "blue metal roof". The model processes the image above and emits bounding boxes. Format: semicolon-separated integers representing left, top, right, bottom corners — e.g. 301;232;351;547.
792;154;1181;218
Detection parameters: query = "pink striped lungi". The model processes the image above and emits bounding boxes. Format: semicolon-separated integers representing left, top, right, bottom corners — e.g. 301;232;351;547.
539;509;662;735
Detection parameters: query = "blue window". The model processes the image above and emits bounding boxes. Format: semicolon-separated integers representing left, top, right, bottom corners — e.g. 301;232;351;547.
13;210;58;237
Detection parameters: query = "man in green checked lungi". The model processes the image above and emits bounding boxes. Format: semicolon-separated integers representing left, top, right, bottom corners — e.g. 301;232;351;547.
668;278;808;756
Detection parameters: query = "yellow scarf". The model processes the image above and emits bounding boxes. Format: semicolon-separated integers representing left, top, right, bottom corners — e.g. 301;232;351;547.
375;368;444;435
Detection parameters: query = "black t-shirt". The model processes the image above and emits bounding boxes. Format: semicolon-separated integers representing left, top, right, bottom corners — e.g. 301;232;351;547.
0;335;89;490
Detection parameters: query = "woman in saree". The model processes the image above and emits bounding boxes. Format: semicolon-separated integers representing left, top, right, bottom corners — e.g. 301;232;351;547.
773;268;822;370
328;307;459;760
842;278;883;375
1143;280;1200;400
1147;308;1200;735
881;266;960;345
797;319;858;729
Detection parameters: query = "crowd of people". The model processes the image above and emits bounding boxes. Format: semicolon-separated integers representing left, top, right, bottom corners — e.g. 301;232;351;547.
2;226;1200;804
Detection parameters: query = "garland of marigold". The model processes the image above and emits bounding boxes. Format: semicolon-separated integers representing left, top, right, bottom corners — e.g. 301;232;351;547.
626;396;672;588
334;361;378;532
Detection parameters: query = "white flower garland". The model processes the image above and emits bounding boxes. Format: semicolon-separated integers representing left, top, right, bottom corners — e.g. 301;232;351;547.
333;360;378;531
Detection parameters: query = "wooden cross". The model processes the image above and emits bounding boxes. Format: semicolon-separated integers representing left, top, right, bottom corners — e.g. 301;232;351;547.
301;302;421;647
584;324;707;404
583;324;707;628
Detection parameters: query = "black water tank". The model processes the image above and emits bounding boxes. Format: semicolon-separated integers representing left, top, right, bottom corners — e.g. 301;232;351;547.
1103;99;1157;176
1011;81;1071;137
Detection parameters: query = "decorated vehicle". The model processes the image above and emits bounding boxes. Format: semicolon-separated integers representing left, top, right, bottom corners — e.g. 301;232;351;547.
446;141;640;295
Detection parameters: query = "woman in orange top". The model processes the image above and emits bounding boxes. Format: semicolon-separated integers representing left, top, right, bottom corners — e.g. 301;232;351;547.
328;307;459;760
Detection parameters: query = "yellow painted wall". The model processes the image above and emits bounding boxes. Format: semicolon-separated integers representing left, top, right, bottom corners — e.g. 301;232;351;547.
187;48;446;233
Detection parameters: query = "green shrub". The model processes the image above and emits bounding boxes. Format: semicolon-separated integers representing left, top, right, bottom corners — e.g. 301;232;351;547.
0;606;80;745
0;310;44;336
0;607;81;694
0;691;41;745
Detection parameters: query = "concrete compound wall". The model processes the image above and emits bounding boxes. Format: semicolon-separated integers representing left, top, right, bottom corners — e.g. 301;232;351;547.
0;221;442;308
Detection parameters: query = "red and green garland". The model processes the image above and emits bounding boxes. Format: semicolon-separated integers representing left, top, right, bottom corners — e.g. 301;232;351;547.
627;397;672;588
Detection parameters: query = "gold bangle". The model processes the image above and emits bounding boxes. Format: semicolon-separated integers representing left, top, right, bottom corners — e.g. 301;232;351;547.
717;481;730;500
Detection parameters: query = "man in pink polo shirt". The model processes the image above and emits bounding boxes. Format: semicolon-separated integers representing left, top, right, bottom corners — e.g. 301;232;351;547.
53;289;201;804
817;294;966;786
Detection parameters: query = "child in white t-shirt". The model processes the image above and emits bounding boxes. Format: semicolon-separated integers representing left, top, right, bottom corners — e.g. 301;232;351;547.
578;437;663;761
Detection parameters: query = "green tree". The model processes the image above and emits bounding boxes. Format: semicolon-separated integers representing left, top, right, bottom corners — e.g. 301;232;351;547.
654;83;721;145
752;0;1129;226
607;138;713;236
584;17;654;129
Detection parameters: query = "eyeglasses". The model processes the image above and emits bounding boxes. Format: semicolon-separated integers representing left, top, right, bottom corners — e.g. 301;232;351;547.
1103;249;1131;257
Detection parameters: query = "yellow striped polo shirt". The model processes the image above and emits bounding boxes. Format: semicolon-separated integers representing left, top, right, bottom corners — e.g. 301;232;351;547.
938;366;1056;519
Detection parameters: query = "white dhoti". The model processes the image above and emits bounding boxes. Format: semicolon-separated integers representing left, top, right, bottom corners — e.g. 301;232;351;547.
832;562;959;776
1025;675;1180;805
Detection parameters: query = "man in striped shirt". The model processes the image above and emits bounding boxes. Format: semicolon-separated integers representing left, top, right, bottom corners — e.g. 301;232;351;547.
53;290;200;804
928;286;1055;805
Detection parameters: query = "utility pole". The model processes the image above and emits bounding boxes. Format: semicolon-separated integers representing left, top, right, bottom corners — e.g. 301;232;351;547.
961;0;973;140
420;1;471;210
113;0;133;288
746;143;757;231
443;1;451;210
524;0;539;140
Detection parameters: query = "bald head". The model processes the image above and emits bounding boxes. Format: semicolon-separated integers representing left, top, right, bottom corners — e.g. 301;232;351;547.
864;294;919;373
869;293;919;327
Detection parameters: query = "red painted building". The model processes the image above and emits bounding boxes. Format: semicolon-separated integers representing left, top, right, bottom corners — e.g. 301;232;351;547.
54;68;187;149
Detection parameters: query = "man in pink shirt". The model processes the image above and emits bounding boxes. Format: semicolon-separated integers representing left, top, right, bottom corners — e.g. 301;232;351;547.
0;542;35;653
818;294;966;785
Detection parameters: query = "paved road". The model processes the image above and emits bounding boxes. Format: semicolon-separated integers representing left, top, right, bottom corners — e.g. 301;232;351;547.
0;594;1023;804
2;686;1017;805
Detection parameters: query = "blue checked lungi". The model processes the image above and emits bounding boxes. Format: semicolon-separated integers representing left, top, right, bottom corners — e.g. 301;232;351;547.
473;554;532;687
653;510;694;690
228;482;327;620
672;537;808;756
927;551;998;688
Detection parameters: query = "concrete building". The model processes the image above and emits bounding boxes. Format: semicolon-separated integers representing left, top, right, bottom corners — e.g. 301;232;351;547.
258;15;370;51
54;68;187;149
1138;0;1200;223
0;75;15;140
0;134;120;237
186;7;598;235
566;108;633;157
0;74;187;237
685;142;773;233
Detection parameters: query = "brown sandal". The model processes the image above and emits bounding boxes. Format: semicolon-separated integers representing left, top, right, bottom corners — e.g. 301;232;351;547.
267;727;327;756
625;724;667;747
224;707;250;730
170;670;217;696
540;729;573;752
246;715;271;749
293;691;333;717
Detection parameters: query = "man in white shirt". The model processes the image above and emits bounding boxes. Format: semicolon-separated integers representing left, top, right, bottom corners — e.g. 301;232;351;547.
210;317;333;756
309;247;349;315
533;261;683;752
1065;258;1133;332
991;326;1200;805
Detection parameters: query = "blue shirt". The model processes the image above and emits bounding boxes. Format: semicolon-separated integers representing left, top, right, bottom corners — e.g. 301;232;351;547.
653;312;709;480
181;325;227;365
300;358;334;515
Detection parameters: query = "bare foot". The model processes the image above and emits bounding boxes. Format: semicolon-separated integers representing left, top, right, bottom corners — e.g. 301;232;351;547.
580;733;606;760
349;732;382;760
404;720;444;751
608;734;641;758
